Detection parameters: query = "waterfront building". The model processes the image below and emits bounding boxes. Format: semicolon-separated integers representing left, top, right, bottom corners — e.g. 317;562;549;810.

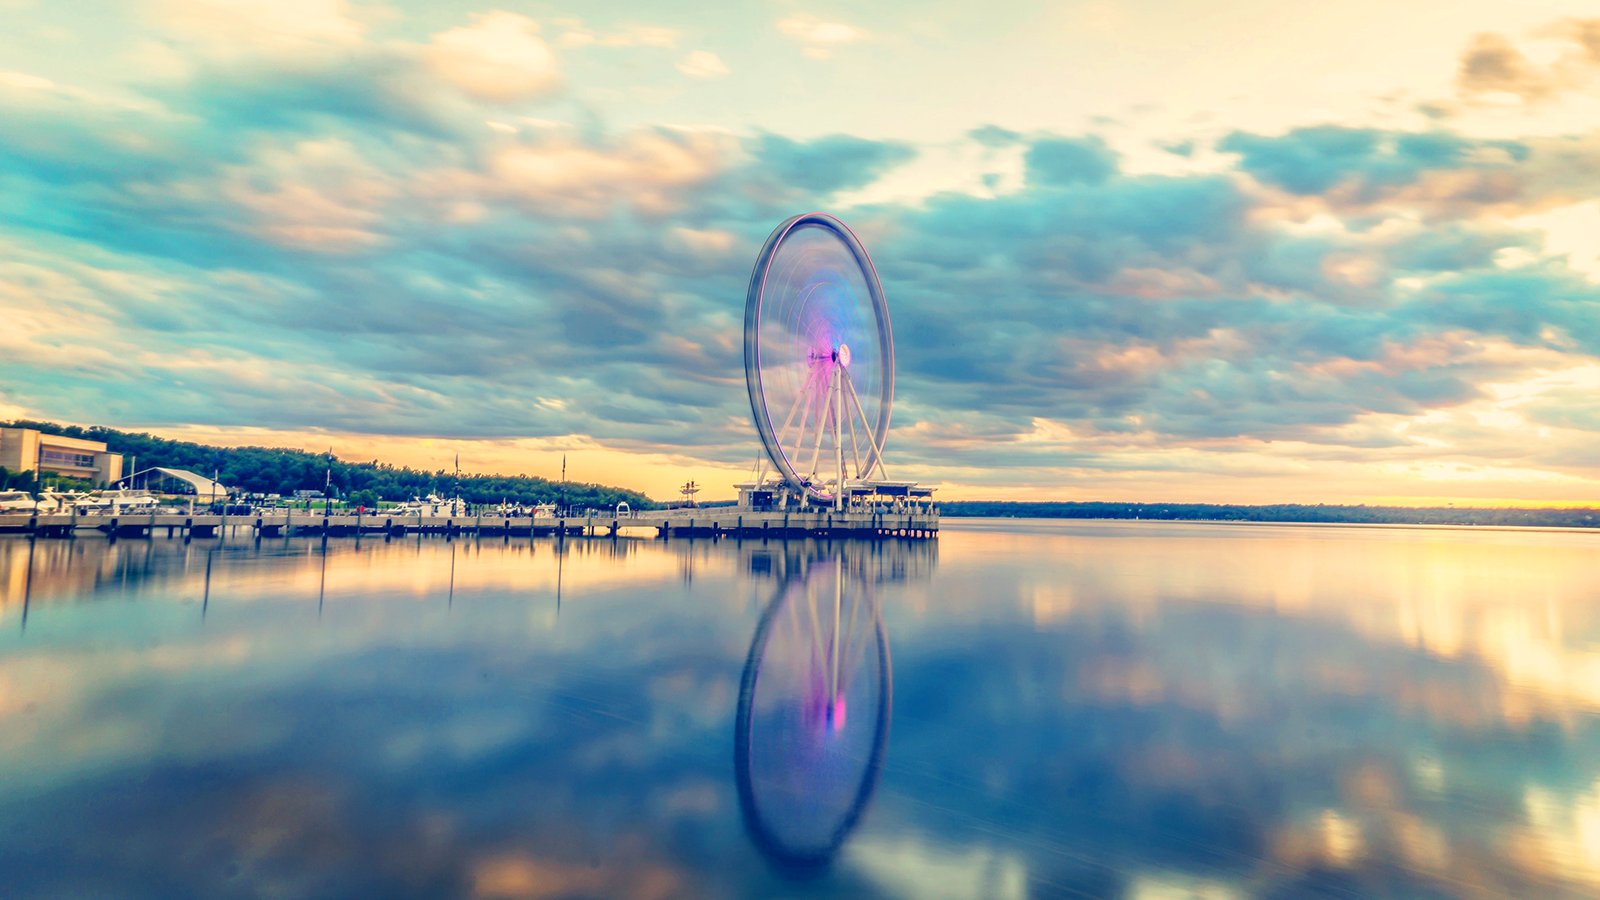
0;427;124;486
116;467;229;500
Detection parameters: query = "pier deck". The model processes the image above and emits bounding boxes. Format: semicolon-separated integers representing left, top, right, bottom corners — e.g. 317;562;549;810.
0;507;938;540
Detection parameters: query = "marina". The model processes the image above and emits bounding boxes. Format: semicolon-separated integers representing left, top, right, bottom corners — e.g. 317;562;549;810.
0;505;939;540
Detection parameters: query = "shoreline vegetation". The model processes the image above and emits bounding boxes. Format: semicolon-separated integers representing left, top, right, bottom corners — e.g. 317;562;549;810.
4;420;654;512
940;501;1600;529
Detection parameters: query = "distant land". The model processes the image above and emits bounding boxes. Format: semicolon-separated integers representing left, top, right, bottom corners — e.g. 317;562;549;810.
940;501;1600;530
3;420;655;511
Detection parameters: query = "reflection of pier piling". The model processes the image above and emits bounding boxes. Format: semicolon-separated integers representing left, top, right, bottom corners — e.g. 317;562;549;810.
0;507;937;541
0;511;584;540
649;508;937;540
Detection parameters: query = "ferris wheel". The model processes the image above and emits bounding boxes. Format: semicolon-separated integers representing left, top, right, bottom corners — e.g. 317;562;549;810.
744;213;894;507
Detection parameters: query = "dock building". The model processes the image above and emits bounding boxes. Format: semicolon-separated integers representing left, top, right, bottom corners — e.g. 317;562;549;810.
0;427;124;486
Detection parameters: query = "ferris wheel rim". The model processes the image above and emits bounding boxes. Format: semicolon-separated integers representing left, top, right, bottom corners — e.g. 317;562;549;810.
744;212;895;502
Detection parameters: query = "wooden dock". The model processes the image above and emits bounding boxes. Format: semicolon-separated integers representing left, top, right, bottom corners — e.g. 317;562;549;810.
0;507;938;541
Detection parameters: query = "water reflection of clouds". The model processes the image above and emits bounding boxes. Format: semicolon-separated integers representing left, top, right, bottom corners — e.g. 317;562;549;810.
0;535;697;611
947;521;1600;719
2;526;1600;895
875;521;1600;896
845;835;1028;900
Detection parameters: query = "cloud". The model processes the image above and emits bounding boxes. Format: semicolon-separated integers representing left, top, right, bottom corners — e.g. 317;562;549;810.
214;138;397;251
169;54;461;140
423;12;561;103
153;0;369;56
444;128;734;219
1024;136;1118;187
1456;19;1600;103
1217;125;1600;225
777;14;867;59
599;25;681;48
676;50;729;80
551;20;680;49
747;134;916;198
1218;126;1496;197
1458;33;1551;101
968;125;1022;149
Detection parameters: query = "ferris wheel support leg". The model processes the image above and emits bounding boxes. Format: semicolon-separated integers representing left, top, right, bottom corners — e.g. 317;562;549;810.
835;363;847;510
843;370;888;481
844;388;865;485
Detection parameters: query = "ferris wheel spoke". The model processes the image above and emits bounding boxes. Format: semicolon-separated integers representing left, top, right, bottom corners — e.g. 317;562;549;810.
807;368;833;480
770;367;816;470
788;365;822;475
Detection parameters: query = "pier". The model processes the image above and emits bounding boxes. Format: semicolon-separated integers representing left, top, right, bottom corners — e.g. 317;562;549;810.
0;507;938;541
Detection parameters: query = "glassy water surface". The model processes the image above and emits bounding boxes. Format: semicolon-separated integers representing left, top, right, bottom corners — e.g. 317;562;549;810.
2;520;1599;897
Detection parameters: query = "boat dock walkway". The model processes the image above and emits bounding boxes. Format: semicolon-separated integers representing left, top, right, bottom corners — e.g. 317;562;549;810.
0;507;938;541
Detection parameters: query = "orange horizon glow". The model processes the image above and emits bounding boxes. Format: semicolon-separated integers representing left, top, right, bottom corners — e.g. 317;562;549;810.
84;422;1594;510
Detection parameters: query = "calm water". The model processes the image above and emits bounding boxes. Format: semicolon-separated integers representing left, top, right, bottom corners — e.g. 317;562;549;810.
3;520;1600;898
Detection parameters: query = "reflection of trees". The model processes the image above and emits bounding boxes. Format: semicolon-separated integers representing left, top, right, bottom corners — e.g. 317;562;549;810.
733;546;893;874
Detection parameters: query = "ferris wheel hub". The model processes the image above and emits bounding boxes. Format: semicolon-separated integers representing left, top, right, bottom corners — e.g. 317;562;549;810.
836;343;851;369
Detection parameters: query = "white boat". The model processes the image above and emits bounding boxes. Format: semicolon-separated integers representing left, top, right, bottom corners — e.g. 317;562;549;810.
427;493;464;516
389;494;459;516
42;490;89;512
75;489;159;514
0;490;40;512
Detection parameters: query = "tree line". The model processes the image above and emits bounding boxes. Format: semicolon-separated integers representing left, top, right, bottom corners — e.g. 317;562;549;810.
4;420;656;511
940;500;1600;529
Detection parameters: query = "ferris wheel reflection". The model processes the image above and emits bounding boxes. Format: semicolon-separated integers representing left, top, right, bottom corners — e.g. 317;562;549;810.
734;547;893;874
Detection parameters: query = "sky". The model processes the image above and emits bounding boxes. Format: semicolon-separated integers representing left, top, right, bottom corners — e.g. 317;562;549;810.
1;1;1598;505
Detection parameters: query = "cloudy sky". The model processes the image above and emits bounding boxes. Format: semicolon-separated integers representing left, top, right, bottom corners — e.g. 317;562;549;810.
2;1;1598;504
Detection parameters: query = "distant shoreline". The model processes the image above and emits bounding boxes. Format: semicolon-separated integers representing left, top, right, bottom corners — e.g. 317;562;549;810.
940;516;1600;537
938;501;1600;530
